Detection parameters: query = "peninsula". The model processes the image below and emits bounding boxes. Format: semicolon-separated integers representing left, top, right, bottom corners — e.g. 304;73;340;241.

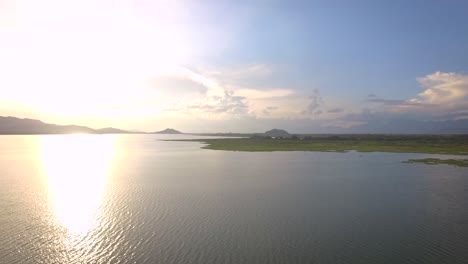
172;132;468;167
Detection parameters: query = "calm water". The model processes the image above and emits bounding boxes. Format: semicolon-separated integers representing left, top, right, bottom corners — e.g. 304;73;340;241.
0;135;467;264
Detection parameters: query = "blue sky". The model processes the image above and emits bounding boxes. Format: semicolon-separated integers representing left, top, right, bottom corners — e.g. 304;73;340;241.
1;0;468;133
202;0;468;95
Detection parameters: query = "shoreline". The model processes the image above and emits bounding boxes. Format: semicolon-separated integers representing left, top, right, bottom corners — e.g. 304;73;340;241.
168;137;468;167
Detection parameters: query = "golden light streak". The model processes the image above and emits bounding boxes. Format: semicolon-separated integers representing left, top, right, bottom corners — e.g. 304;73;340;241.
39;135;115;235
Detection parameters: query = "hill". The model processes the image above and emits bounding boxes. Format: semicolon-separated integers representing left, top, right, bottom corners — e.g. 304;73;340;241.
154;128;182;134
0;116;130;134
96;127;129;134
263;129;291;138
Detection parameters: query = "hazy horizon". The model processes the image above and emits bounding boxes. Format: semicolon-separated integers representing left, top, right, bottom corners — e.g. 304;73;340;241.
1;1;468;133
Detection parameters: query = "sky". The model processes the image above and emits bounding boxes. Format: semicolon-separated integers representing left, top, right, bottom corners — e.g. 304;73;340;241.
1;0;468;133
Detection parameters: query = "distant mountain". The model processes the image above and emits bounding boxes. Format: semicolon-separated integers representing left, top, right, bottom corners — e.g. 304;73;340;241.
96;127;129;134
263;128;291;138
0;116;130;134
190;132;253;137
128;129;145;133
154;128;182;134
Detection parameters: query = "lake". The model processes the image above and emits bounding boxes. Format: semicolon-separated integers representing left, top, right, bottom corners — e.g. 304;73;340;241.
0;134;467;264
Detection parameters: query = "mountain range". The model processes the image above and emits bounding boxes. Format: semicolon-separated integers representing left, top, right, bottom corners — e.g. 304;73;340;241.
0;116;129;135
0;116;189;135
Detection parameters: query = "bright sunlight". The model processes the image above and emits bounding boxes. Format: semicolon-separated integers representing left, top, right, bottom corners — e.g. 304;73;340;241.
40;135;116;234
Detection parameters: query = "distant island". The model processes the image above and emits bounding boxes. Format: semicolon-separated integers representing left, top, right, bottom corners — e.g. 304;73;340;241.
153;128;182;134
262;128;291;138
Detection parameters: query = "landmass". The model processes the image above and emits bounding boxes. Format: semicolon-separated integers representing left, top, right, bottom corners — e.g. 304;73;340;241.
403;158;468;167
179;136;468;154
0;116;131;134
175;136;468;167
153;128;182;134
189;132;252;137
2;116;468;167
0;116;186;135
170;132;468;167
263;128;291;138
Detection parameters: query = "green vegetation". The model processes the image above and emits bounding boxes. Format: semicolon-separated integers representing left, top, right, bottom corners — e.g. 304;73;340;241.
172;135;468;155
403;158;468;167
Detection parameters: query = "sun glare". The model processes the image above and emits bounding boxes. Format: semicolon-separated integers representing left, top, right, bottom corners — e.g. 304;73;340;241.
1;0;191;121
40;135;116;235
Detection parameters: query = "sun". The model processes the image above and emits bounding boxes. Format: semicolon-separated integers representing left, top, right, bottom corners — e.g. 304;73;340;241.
0;0;191;120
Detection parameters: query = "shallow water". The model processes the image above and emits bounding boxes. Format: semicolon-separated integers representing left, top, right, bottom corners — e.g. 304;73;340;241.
0;134;467;264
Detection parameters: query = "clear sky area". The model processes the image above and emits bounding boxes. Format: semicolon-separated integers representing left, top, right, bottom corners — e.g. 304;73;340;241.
1;0;468;133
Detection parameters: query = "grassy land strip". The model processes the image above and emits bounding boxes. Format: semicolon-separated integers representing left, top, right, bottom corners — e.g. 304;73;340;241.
170;136;468;155
403;158;468;167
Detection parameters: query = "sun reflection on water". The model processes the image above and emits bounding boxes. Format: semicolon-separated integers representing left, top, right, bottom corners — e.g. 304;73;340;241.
40;135;115;235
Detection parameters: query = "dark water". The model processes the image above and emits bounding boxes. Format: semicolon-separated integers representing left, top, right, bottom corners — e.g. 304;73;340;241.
0;135;467;264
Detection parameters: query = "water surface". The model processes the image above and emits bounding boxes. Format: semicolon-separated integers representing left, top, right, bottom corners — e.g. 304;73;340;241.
0;135;467;263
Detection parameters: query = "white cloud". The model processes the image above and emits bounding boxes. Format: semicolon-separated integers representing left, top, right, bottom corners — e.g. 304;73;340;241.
225;64;274;80
235;88;293;99
149;65;310;120
149;67;248;120
197;63;274;81
367;71;468;120
413;71;468;104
